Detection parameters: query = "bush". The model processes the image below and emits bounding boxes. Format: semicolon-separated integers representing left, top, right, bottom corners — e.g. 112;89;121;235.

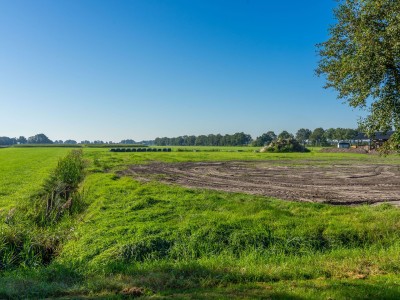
260;138;309;153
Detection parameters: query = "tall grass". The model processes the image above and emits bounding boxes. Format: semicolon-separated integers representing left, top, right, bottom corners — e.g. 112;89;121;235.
31;150;86;225
0;150;87;270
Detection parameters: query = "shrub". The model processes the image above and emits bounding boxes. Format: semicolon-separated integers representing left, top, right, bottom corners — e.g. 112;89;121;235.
260;138;309;153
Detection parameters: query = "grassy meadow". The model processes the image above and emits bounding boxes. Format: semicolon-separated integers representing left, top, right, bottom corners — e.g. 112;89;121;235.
0;147;73;212
1;147;400;299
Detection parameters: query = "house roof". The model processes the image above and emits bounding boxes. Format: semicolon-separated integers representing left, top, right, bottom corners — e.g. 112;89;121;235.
354;131;394;140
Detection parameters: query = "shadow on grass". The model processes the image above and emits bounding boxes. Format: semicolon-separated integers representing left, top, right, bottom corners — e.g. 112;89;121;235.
88;263;400;300
1;263;400;299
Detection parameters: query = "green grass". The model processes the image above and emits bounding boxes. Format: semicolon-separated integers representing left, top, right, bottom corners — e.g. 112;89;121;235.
0;147;73;212
12;144;83;148
84;146;400;174
1;147;400;298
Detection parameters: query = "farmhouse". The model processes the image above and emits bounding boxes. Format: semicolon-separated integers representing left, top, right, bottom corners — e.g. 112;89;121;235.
354;131;394;150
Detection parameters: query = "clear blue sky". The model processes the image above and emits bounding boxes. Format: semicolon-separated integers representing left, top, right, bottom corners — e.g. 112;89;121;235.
0;0;365;142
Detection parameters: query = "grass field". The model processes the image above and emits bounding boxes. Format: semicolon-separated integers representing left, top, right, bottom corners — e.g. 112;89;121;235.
1;147;400;299
0;147;73;212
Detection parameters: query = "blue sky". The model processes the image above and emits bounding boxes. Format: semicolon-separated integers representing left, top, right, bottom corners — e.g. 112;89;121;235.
0;0;365;142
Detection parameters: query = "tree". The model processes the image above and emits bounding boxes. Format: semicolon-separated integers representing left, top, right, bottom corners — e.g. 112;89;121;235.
333;128;347;141
310;128;328;146
27;134;53;144
64;140;77;144
17;136;27;144
253;132;275;146
324;128;336;143
120;139;136;144
278;130;294;140
0;137;13;145
317;0;400;149
344;128;358;141
265;131;277;141
295;128;312;144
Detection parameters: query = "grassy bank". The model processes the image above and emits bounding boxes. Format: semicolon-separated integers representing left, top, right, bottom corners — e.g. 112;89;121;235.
0;148;400;298
0;150;87;272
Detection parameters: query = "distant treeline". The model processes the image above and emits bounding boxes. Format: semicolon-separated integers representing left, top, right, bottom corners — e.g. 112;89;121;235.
0;134;154;146
1;127;361;147
155;132;252;146
155;128;361;147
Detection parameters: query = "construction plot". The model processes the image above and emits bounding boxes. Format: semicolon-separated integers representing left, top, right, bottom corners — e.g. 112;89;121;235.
123;161;400;205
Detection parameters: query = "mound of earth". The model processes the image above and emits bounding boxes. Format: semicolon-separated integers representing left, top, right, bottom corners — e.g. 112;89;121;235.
122;161;400;206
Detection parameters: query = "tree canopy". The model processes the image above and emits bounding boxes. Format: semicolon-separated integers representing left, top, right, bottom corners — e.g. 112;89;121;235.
296;128;312;144
317;0;400;149
310;128;329;146
252;131;277;146
27;134;53;144
277;131;294;140
155;132;252;147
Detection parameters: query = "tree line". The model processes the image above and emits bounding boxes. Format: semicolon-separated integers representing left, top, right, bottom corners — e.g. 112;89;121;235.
0;128;361;147
0;134;153;146
155;128;360;147
255;127;359;147
155;132;252;146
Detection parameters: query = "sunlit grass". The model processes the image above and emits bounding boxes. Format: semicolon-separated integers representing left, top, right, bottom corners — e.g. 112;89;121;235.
1;147;400;298
0;148;72;212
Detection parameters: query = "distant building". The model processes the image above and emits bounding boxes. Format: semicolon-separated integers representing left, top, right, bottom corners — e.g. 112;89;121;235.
354;131;394;150
337;142;350;149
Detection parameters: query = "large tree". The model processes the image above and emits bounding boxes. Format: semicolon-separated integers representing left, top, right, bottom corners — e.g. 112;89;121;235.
278;130;294;140
317;0;400;149
27;134;53;144
253;132;274;147
17;136;27;144
295;128;312;144
310;128;328;146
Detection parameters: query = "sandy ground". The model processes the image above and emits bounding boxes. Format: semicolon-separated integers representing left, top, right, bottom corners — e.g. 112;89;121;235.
122;161;400;205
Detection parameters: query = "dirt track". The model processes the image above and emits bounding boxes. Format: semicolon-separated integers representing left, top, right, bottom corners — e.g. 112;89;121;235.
122;161;400;205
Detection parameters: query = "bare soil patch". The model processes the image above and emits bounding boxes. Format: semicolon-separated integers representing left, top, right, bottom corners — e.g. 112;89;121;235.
122;161;400;205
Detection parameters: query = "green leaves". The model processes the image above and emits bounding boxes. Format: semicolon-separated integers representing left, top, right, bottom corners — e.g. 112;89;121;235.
317;0;400;148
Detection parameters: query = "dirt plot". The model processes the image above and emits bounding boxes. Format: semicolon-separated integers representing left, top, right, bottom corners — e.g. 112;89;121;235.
122;161;400;205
